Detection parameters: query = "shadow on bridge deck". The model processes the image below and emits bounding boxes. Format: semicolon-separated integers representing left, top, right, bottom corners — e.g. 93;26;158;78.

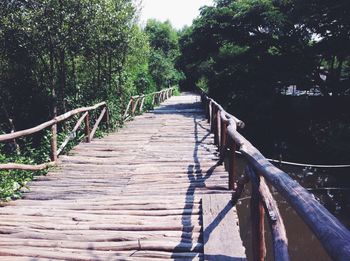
0;93;245;261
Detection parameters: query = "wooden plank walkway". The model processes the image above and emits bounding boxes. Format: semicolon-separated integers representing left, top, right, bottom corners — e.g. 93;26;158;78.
0;93;245;260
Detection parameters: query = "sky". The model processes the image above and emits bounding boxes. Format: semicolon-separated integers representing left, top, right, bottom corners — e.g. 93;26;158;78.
139;0;214;29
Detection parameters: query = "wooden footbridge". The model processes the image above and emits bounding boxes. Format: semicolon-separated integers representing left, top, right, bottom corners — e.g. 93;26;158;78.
0;90;349;261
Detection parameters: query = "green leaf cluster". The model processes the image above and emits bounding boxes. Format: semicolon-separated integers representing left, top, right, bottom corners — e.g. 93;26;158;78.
0;1;182;200
178;0;350;99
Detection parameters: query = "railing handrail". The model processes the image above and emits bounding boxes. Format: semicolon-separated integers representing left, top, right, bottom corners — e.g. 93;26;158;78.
199;88;350;261
0;88;175;171
0;102;106;142
131;88;173;99
123;87;175;120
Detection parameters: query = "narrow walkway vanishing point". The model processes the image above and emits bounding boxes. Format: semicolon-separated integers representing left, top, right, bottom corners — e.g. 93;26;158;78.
0;93;246;260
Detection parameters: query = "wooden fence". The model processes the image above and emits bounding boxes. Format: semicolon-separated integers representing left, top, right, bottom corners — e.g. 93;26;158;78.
0;88;174;171
199;90;350;261
123;88;174;119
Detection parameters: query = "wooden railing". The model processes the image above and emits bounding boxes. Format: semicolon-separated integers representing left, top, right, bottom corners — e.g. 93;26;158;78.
199;90;350;261
0;88;175;171
123;88;174;119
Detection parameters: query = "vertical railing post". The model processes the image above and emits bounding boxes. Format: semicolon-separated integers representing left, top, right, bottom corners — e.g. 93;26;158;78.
210;102;215;133
129;98;134;115
85;112;91;143
216;108;221;148
205;98;210;121
139;96;145;113
212;105;219;145
103;105;110;130
208;100;212;124
50;123;58;162
248;167;266;261
220;116;227;161
131;98;139;115
228;135;236;190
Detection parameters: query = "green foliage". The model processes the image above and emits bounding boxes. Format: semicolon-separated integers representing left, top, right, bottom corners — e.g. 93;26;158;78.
172;86;181;96
178;0;350;98
196;77;209;93
145;20;184;90
145;20;179;57
0;2;182;200
0;131;51;200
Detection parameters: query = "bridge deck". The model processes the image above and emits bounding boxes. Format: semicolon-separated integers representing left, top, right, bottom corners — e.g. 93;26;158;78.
0;93;245;260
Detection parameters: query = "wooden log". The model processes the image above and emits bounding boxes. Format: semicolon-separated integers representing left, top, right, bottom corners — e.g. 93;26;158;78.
0;102;106;142
226;120;350;260
216;107;221;148
131;98;139;115
0;162;56;171
50;123;57;162
139;96;145;113
258;176;289;261
210;102;214;133
204;97;209;120
84;112;91;143
57;112;88;156
104;106;110;130
89;107;107;141
219;114;228;163
198;93;245;129
231;173;250;205
228;136;236;190
168;89;171;99
212;103;219;145
0;247;202;261
247;166;266;261
123;99;133;119
207;98;211;124
202;194;246;260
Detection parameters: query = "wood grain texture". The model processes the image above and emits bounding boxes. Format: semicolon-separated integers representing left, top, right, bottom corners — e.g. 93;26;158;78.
202;194;246;261
0;93;245;260
0;102;106;142
200;89;350;261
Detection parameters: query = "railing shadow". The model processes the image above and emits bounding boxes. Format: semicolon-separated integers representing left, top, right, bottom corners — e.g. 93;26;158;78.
171;113;225;260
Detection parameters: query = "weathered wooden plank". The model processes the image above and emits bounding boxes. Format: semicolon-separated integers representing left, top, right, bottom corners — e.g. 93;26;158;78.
0;102;106;142
202;194;246;260
0;93;247;260
226;118;350;260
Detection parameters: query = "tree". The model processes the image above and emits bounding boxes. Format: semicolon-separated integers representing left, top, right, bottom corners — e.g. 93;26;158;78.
145;20;183;90
0;0;146;132
178;0;350;99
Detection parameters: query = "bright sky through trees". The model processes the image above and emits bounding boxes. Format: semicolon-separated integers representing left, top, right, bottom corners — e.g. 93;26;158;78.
140;0;214;29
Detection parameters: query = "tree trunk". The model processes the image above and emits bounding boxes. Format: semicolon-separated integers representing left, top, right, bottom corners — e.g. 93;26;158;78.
49;48;57;119
59;48;66;114
97;41;101;90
